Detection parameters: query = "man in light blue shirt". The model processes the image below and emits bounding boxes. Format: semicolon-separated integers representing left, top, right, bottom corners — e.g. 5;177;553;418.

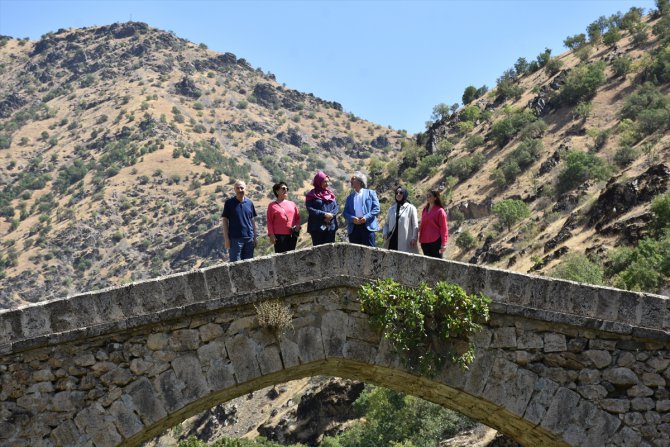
343;171;380;246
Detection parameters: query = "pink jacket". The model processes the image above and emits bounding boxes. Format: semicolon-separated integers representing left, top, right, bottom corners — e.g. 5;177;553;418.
419;206;448;246
267;200;300;236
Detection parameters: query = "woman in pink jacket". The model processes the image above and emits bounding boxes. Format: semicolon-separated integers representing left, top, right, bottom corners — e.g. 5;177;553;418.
267;181;301;253
419;190;448;258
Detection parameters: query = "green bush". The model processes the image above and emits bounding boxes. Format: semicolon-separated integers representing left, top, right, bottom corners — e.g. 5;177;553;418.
558;61;606;106
607;233;670;292
492;199;530;230
651;191;670;232
545;58;563;76
612;56;632;77
557;150;611;193
549;253;604;285
465;134;484;150
620;83;670;135
564;33;587;50
490;108;537;147
491;138;542;186
444;154;485;182
321;386;474;447
455;230;477;251
359;279;490;373
613;146;640;167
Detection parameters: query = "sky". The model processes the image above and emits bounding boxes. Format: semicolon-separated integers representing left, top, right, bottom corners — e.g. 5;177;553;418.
0;0;657;134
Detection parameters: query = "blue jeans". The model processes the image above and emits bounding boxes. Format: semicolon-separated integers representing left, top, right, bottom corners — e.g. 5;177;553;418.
229;238;254;262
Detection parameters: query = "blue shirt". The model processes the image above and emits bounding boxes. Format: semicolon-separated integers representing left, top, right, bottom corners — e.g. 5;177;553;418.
222;196;257;239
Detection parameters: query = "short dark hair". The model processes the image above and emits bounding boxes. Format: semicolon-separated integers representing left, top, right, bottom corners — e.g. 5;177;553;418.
272;181;288;198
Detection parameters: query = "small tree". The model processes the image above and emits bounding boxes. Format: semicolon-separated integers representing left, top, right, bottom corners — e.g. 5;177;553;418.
564;33;587;50
462;86;478;105
651;191;670;233
549;253;604;285
492;199;530;230
514;57;529;75
456;230;477;251
557;150;612;193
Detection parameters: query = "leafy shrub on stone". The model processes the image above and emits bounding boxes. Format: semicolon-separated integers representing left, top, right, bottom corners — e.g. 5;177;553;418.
359;279;490;373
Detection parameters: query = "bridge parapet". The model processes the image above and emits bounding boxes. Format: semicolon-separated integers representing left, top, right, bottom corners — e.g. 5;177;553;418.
1;244;669;447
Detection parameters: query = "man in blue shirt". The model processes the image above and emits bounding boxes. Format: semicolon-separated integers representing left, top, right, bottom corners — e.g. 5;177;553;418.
222;180;257;261
343;171;380;247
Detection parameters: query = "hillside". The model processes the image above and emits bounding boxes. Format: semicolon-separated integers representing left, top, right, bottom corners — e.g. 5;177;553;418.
391;8;670;294
0;22;407;308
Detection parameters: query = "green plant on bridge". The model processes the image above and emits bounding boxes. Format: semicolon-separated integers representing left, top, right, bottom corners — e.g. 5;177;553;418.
255;300;293;337
359;279;490;375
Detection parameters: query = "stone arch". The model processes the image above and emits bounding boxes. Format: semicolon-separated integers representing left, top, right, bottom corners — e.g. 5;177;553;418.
2;244;669;446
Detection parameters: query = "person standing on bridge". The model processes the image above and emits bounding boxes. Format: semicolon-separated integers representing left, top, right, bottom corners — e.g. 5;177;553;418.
343;171;380;247
222;179;258;262
267;181;301;253
306;171;339;246
382;186;419;253
419;189;448;258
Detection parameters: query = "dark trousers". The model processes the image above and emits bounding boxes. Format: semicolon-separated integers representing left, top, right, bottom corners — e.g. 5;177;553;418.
274;234;298;253
310;230;336;246
349;224;376;247
421;238;442;258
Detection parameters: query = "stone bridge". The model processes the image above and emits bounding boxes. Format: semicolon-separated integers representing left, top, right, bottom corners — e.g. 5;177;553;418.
1;244;670;447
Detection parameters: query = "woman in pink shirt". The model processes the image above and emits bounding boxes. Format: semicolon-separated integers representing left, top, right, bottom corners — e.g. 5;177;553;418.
419;190;448;258
267;181;301;253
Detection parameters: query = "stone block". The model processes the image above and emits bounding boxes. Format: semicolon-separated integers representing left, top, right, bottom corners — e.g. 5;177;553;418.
576;384;607;401
172;353;209;402
51;420;82;447
568;284;599;318
639;293;665;329
540;387;581;434
343;339;377;364
321;310;348;358
20;306;52;341
463;350;495;396
226;334;261;383
601;398;630;413
205;357;236;391
169;329;200;351
109;395;143;439
517;331;543;350
617;291;641;326
543;333;567;353
584;350;612;369
524;378;559;425
631;397;655;411
202;264;233;301
257;344;283;375
603;367;639;386
229;256;278;294
199;323;224;342
482;357;536;417
278;334;300;369
297;326;325;364
658;400;670;412
490;327;516;348
643;372;666;387
124;377;167;425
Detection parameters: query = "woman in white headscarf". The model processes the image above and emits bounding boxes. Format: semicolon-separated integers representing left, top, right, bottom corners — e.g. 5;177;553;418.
382;186;419;253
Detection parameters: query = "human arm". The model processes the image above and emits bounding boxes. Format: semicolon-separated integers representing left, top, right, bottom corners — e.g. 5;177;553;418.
222;217;231;250
267;204;276;245
292;202;301;229
439;208;448;253
410;205;419;247
342;195;355;223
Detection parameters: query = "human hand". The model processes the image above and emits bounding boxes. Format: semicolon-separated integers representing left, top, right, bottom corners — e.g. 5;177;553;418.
439;246;446;254
410;239;417;247
224;239;231;250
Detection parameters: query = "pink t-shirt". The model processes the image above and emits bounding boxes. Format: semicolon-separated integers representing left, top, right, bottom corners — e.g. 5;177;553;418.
419;206;448;245
267;200;300;236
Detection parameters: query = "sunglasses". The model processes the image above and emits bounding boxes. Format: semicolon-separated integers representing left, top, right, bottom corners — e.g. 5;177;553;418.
279;186;289;191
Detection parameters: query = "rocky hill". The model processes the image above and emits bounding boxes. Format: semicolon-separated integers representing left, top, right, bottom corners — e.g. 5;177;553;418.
0;22;407;308
393;8;670;293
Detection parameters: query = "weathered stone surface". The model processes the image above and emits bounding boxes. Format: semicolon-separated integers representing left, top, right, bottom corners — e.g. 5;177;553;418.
544;333;567;353
604;367;639;386
2;245;670;447
584;350;612;369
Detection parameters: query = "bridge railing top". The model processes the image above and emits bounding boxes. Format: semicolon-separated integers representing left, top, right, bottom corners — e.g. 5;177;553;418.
1;243;668;354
